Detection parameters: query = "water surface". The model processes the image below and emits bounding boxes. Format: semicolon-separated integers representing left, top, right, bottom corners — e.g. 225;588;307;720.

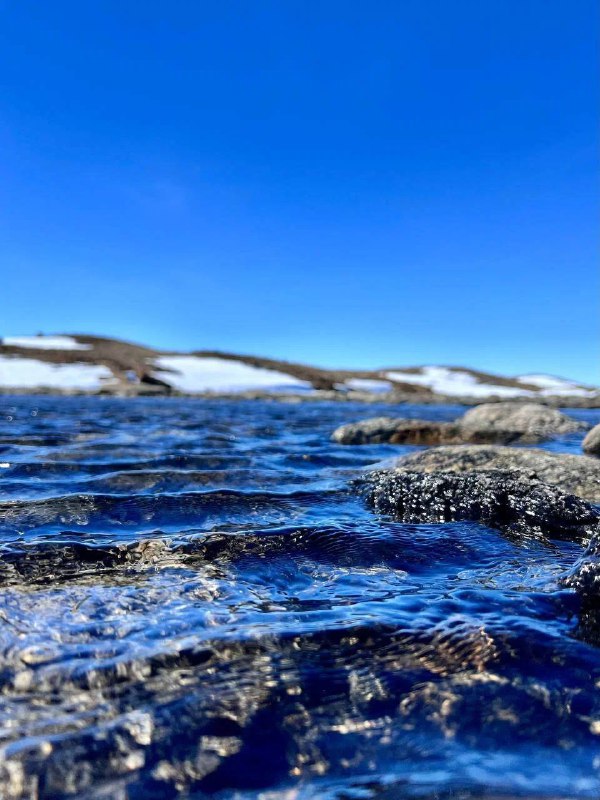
0;396;599;800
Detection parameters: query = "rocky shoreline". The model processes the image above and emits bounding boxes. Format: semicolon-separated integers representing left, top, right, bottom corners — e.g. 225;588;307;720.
3;386;600;409
330;405;600;647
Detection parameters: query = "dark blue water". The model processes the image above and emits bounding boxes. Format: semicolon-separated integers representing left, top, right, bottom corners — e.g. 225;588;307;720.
0;396;599;800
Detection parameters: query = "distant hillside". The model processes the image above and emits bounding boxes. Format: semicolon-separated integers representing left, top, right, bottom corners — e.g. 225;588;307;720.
0;334;598;406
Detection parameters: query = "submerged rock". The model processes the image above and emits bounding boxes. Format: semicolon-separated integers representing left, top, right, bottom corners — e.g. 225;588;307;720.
460;402;587;440
331;417;464;445
387;445;600;503
361;470;600;540
332;402;586;446
582;423;600;456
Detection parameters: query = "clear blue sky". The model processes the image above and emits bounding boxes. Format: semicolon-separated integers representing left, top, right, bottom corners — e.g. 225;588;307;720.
0;1;598;381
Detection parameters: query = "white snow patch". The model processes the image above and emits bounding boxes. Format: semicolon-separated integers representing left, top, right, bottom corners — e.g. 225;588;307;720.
2;335;91;351
516;374;598;397
341;378;393;393
0;356;113;390
153;356;313;394
385;366;533;398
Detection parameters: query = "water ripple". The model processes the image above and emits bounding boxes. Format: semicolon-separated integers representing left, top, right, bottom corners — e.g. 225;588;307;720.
0;396;599;799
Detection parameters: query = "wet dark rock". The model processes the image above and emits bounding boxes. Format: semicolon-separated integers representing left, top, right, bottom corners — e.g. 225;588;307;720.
582;423;600;456
563;538;600;602
562;533;600;645
388;445;600;503
332;402;587;446
331;417;464;445
459;402;587;440
361;470;600;540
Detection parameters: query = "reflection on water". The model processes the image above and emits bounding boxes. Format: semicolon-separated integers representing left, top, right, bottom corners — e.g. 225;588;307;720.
0;396;598;799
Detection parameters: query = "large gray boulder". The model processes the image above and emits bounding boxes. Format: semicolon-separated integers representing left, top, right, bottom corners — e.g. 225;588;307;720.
582;423;600;456
331;417;464;445
332;402;586;446
361;470;600;540
460;402;587;441
386;445;600;502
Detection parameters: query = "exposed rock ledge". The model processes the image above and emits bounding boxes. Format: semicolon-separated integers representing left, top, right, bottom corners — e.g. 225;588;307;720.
361;470;600;540
332;402;588;445
383;445;600;503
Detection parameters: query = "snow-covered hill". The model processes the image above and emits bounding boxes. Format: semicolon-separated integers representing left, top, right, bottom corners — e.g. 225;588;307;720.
383;366;597;399
0;334;597;404
152;356;312;394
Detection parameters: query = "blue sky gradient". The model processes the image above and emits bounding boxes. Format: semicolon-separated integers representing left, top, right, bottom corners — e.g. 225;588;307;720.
0;1;597;381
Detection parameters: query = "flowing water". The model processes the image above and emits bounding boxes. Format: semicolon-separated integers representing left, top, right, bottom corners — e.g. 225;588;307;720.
0;396;599;800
